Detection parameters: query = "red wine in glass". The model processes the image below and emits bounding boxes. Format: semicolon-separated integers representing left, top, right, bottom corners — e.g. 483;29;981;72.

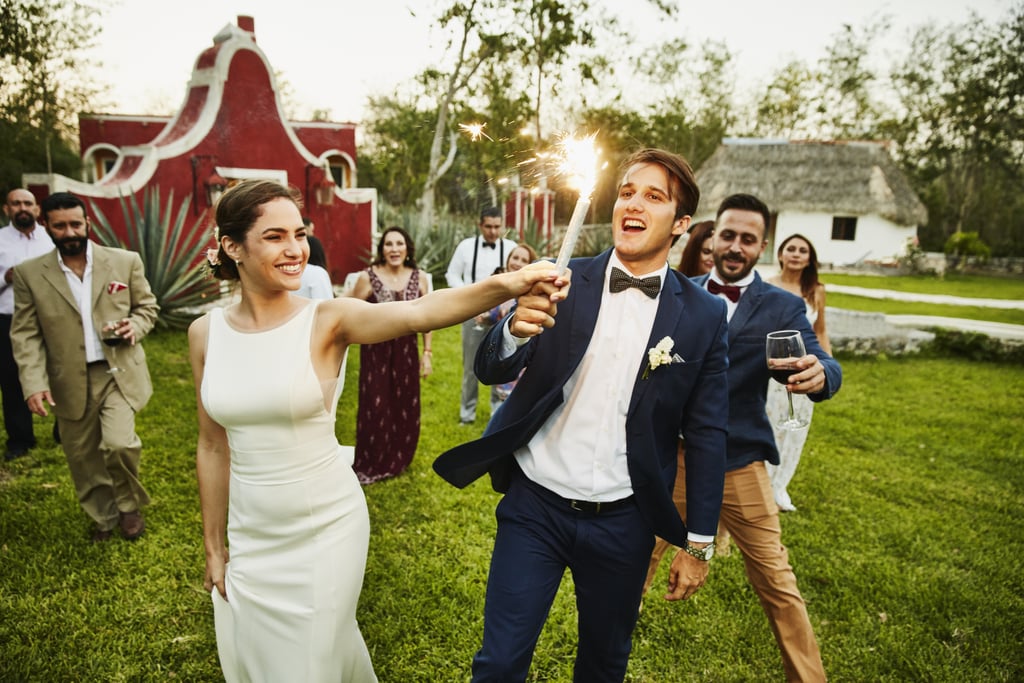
765;330;809;430
101;320;126;373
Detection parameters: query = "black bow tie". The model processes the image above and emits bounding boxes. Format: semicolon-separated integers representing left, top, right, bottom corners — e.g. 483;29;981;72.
608;267;661;299
481;241;496;249
708;279;742;303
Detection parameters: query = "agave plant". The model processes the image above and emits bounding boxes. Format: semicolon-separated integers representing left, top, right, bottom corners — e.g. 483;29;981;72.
89;187;220;329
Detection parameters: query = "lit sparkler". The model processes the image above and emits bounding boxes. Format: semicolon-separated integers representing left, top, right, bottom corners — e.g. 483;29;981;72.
553;133;601;275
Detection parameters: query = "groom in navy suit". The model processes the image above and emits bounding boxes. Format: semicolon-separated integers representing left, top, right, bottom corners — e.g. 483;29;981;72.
435;149;730;681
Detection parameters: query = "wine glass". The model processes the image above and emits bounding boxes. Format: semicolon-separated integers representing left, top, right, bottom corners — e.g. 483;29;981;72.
100;320;126;374
766;330;809;430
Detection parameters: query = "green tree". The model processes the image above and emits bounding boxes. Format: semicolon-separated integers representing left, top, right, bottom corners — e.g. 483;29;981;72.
510;0;599;142
753;60;816;138
416;0;505;231
359;93;439;209
752;19;891;139
578;38;736;223
0;0;101;189
887;6;1024;254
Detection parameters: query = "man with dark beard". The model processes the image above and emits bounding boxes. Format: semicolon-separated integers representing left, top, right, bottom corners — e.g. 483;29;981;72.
649;193;841;681
0;189;54;460
11;192;159;542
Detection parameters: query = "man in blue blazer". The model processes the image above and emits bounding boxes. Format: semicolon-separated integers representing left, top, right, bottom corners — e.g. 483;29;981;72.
650;193;841;682
435;149;730;682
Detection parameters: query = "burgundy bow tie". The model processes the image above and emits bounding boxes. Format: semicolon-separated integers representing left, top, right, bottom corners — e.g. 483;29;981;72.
708;279;742;303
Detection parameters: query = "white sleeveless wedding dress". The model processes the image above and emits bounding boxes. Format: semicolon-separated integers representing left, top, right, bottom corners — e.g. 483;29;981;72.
201;301;376;682
765;302;817;512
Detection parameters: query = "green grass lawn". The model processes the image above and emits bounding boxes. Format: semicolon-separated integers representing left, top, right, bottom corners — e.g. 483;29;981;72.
826;293;1024;326
821;271;1024;300
1;326;1022;681
815;272;1024;326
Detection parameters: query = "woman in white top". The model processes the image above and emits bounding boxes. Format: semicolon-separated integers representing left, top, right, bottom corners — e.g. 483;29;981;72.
765;233;831;512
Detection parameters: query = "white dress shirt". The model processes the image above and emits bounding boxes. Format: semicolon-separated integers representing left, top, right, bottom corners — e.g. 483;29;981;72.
445;235;519;287
503;253;667;502
57;242;105;363
0;223;54;315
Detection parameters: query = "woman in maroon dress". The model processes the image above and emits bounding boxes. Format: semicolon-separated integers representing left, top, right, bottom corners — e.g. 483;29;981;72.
347;227;432;483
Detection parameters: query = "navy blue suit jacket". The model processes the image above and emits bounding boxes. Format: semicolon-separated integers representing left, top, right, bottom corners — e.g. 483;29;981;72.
434;250;730;547
694;272;842;471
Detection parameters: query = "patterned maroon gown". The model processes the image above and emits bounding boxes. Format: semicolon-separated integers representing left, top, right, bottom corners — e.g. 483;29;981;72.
353;268;422;484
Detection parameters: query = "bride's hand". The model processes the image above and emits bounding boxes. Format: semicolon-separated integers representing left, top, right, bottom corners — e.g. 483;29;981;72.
205;549;229;600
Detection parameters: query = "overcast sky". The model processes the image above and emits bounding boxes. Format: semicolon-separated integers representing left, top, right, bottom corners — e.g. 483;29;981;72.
87;0;1013;123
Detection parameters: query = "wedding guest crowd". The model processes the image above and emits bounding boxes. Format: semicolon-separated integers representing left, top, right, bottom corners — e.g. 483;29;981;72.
4;155;845;682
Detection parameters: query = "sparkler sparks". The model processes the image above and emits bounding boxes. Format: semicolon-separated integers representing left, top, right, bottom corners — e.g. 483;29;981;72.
458;122;492;141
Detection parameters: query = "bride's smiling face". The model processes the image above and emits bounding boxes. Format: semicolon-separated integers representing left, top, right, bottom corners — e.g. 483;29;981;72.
226;197;309;291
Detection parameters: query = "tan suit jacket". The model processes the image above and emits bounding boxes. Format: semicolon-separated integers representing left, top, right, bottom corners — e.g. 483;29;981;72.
10;244;160;421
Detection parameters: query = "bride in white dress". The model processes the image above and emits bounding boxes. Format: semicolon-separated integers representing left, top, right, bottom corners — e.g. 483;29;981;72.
765;234;831;512
188;180;567;682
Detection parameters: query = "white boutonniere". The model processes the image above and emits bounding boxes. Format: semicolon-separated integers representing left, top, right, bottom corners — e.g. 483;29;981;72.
643;336;685;379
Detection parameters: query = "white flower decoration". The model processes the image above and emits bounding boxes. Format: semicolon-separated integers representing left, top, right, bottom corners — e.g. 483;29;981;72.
643;336;678;378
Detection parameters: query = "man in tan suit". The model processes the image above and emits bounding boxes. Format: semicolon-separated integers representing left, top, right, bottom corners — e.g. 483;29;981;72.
11;192;159;542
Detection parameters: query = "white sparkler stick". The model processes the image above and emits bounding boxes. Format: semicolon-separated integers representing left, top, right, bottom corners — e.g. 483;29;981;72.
552;133;601;276
554;196;591;275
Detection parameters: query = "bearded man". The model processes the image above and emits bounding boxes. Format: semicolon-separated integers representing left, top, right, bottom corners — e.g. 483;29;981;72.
0;189;54;460
11;192;159;542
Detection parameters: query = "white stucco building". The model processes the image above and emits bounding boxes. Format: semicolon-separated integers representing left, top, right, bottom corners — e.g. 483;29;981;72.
695;139;928;267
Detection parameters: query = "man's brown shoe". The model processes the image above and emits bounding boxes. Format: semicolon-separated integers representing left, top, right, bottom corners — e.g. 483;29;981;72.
119;511;146;540
91;528;114;543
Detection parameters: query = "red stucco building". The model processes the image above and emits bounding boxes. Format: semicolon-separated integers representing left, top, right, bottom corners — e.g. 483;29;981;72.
24;16;375;283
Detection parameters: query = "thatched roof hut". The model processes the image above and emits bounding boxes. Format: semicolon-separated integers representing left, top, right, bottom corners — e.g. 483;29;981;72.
696;139;927;227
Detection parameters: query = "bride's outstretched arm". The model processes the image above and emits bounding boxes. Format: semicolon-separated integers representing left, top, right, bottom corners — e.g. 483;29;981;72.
318;262;570;347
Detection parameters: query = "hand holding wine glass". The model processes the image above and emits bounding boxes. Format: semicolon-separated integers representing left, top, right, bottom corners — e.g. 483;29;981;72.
101;319;128;374
766;330;809;430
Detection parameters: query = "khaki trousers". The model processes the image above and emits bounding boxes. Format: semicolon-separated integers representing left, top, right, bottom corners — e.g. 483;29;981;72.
645;444;826;682
58;363;150;531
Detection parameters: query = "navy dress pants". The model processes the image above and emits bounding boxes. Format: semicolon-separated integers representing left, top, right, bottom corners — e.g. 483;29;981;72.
471;473;655;682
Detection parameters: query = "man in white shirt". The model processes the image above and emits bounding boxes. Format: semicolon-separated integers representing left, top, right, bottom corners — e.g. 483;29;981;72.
445;207;518;424
0;189;54;460
435;149;730;681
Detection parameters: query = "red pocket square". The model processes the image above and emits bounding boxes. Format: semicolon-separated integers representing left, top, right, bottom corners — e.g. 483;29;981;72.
107;281;128;294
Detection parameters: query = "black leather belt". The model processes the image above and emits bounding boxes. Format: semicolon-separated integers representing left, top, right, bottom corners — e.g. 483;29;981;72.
521;475;635;514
